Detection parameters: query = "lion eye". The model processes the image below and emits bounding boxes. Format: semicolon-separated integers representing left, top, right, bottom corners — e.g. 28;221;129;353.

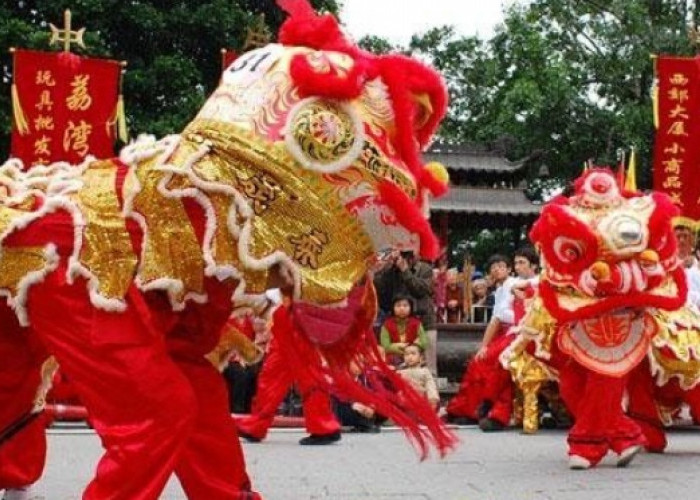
553;237;583;263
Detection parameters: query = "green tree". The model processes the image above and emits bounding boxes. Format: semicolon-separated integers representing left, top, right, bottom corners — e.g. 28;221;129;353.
406;0;697;188
0;0;339;158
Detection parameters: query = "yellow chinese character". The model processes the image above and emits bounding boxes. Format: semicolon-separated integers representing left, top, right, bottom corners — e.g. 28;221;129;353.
63;120;93;157
669;104;689;120
669;73;689;86
664;143;686;155
35;70;56;87
667;121;688;136
670;192;684;206
34;115;55;132
34;135;51;156
35;90;54;112
663;158;683;175
288;229;330;269
667;88;690;102
66;74;92;111
662;176;682;189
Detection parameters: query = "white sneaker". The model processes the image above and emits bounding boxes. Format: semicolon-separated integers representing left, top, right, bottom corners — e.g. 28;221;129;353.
2;486;43;500
617;445;642;468
568;455;592;470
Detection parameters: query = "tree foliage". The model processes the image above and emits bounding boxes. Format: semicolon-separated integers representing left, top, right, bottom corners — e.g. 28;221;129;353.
379;1;698;188
0;0;339;158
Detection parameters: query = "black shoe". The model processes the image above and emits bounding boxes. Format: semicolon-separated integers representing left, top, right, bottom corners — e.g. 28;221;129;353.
478;417;505;432
476;401;493;420
299;431;342;445
539;412;557;430
238;430;262;443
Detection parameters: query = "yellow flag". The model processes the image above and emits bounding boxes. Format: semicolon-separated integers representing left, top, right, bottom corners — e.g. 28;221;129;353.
625;149;637;191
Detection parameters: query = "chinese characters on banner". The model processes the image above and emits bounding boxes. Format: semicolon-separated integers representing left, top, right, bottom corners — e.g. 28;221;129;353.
653;56;700;223
10;49;122;167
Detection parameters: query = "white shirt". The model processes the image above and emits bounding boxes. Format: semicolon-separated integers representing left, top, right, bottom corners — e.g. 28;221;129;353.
685;264;700;309
492;277;517;324
492;275;539;325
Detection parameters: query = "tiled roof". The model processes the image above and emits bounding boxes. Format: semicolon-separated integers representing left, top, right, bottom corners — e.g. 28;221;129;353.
425;144;526;173
430;186;541;215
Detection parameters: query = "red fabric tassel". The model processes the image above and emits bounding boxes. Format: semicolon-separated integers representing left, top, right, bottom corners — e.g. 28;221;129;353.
274;282;457;459
377;181;440;260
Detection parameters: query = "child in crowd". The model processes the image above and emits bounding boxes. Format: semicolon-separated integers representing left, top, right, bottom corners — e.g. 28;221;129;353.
380;295;428;368
397;344;440;410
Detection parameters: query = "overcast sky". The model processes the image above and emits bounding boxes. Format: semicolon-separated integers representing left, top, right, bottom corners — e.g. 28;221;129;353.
340;0;509;46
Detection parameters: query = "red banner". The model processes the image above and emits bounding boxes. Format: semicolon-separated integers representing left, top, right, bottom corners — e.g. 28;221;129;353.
10;49;122;167
653;56;700;223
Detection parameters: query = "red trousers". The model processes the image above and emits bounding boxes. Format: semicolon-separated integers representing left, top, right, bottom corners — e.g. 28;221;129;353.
559;359;645;464
236;318;340;440
627;358;700;453
0;305;47;490
24;266;260;500
446;330;515;426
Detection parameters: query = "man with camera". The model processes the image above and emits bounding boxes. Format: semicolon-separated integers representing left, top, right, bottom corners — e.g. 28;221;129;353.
373;249;437;376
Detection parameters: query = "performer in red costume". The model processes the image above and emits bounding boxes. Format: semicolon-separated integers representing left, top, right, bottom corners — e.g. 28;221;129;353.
522;168;685;469
445;247;538;430
236;291;342;445
0;306;47;500
0;1;455;497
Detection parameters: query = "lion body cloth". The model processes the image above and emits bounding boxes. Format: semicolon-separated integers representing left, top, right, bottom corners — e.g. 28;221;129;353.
0;1;454;498
505;167;700;465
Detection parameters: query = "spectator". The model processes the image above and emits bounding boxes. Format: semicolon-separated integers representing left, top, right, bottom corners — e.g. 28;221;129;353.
445;248;538;430
675;222;700;309
332;359;381;433
433;256;449;323
380;295;428;368
444;268;464;323
397;344;440;410
374;250;437;375
470;277;490;323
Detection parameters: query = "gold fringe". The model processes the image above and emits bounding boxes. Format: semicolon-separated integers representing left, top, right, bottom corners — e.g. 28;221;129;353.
625;148;637;191
116;94;128;143
11;83;30;135
108;94;128;142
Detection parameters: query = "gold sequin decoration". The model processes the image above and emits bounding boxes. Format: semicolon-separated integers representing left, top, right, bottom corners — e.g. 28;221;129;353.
128;150;205;302
0;247;50;298
73;160;137;300
650;306;700;388
184;118;374;304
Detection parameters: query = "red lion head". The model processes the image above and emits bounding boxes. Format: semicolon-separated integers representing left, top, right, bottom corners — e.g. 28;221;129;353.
530;168;686;322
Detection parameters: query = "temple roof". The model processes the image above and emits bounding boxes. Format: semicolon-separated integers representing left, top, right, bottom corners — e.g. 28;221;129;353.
425;142;526;174
430;186;541;216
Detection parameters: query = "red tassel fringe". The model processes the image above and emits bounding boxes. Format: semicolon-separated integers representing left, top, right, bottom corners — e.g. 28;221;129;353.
273;284;457;459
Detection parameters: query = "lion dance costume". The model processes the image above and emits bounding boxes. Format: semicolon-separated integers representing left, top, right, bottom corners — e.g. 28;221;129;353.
0;1;455;498
517;167;686;469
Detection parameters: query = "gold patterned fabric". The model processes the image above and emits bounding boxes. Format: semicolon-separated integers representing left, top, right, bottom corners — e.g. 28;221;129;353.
650;306;700;389
0;42;438;323
73;160;137;303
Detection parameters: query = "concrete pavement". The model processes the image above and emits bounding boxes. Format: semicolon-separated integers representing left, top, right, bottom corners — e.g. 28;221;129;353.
33;425;700;499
